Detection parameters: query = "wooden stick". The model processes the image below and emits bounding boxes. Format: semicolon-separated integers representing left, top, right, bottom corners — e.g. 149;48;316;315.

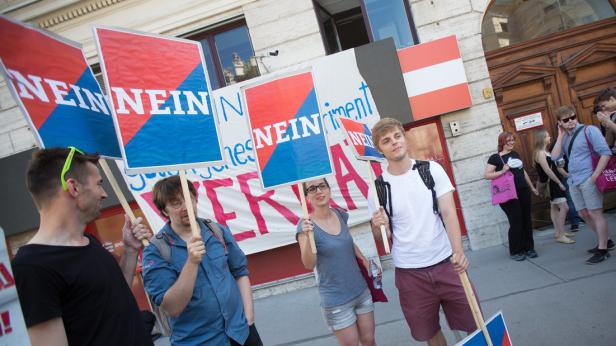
99;159;149;247
298;183;317;254
459;271;492;346
179;171;202;246
366;161;390;254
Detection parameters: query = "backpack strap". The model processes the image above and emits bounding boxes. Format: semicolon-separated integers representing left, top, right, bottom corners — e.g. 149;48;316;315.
567;126;585;158
412;160;444;225
374;175;393;231
149;231;172;263
200;218;228;255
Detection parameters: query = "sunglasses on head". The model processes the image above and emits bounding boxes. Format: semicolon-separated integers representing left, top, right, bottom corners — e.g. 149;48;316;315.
61;146;85;191
560;115;576;123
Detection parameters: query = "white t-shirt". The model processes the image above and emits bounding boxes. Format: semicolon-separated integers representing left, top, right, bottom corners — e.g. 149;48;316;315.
368;160;454;268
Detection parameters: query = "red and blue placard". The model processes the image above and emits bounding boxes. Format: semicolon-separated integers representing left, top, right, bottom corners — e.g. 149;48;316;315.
243;71;332;189
456;312;511;346
337;116;383;161
94;27;223;173
0;16;121;158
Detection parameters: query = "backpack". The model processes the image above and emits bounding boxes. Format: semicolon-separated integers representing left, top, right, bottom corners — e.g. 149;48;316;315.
374;160;442;232
149;218;227;264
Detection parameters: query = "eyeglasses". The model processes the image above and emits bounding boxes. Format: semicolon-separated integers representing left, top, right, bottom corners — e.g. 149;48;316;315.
61;146;85;191
561;115;576;123
306;183;329;195
167;196;196;210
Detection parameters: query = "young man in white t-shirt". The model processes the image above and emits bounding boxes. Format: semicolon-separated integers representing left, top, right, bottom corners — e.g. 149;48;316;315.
368;118;478;346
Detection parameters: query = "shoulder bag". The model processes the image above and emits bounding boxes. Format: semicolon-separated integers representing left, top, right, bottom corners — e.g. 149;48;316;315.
491;154;518;205
583;127;616;192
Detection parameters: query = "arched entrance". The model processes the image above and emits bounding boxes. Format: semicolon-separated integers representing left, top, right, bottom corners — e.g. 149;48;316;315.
482;0;616;227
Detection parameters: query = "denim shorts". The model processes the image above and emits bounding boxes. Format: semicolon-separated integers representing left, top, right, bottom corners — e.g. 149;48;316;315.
570;177;603;211
321;288;374;331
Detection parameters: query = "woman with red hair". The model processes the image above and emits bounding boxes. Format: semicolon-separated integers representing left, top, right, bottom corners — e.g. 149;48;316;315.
484;131;539;261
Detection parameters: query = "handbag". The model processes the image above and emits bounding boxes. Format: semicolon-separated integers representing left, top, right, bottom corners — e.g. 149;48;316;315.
491;155;518;205
583;127;616;192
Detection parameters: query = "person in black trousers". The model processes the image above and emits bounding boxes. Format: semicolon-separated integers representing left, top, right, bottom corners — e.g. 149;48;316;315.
485;131;539;261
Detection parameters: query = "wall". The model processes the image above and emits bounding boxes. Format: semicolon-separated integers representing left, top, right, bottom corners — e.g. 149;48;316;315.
0;0;509;256
409;0;507;249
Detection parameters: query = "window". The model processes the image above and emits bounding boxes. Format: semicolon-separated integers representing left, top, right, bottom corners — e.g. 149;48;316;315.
315;0;418;54
188;21;260;89
362;0;418;49
482;0;616;51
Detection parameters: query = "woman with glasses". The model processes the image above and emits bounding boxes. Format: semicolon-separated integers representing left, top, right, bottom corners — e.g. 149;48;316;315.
532;129;574;244
297;178;378;346
484;131;539;261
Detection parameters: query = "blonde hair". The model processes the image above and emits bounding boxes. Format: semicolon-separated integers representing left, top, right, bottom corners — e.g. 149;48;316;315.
371;117;405;151
555;105;575;120
532;129;549;167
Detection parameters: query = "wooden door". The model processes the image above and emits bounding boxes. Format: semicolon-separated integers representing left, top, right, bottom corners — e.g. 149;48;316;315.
485;17;616;227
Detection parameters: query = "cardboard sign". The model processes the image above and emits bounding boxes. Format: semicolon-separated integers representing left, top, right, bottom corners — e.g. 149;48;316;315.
94;27;224;173
0;16;120;158
337;117;383;161
0;228;30;345
242;71;333;189
456;311;512;346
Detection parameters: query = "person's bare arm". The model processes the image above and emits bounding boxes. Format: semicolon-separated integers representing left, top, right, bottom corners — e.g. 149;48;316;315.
236;276;254;325
536;153;566;190
524;170;539;195
27;318;68;346
551;126;566;158
437;191;468;273
119;215;152;286
484;163;509;180
297;219;317;270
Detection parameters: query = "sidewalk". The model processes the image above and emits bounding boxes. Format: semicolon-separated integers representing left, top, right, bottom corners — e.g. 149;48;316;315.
157;211;616;345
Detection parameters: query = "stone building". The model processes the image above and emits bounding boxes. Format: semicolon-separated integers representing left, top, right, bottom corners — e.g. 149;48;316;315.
1;0;614;299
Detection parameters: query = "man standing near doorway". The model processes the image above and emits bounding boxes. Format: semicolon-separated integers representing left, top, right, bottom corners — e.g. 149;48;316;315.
368;118;478;346
142;176;262;346
12;148;153;346
551;105;614;264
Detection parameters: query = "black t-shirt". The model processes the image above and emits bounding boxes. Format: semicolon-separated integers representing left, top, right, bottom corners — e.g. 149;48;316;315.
12;233;153;346
487;151;528;189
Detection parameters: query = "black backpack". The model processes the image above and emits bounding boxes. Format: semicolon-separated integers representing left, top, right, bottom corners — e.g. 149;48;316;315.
374;160;442;232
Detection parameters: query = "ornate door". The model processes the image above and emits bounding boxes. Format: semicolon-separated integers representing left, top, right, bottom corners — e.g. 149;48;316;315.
484;9;616;227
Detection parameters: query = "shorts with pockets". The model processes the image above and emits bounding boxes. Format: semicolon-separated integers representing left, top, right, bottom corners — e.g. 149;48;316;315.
321;288;374;332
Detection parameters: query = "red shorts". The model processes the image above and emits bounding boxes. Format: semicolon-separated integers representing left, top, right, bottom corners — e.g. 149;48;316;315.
395;259;478;341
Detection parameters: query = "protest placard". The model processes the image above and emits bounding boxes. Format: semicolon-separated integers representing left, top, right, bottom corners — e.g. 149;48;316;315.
242;71;333;253
336;116;389;252
456;311;511;346
94;26;224;173
0;16;120;158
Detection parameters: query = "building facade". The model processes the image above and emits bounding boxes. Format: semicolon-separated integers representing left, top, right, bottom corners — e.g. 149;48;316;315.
1;0;615;296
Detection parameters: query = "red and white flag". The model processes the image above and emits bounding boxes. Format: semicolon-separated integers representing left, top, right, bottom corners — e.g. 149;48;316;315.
398;35;472;121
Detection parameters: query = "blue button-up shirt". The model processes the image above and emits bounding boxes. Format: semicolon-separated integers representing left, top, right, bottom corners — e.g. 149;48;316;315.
557;124;611;186
142;220;250;346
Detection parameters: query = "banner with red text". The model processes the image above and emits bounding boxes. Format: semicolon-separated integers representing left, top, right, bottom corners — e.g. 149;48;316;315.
117;41;408;254
0;228;29;345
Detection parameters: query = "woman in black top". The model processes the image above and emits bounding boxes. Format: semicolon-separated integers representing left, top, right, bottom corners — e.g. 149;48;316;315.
484;131;538;261
532;129;575;244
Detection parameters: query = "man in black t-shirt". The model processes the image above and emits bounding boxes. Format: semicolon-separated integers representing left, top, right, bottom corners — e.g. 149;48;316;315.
11;148;153;346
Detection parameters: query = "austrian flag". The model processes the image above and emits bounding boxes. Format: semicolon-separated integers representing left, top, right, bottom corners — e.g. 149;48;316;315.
398;35;472;121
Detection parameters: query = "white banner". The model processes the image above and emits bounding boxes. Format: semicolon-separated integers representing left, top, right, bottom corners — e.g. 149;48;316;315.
118;49;386;254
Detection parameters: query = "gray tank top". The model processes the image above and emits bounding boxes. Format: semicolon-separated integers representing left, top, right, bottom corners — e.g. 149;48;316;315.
296;208;367;307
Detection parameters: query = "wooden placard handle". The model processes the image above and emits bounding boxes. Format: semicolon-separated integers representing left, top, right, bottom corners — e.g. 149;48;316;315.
99;159;149;247
179;171;202;250
459;271;492;346
367;161;390;254
298;183;317;254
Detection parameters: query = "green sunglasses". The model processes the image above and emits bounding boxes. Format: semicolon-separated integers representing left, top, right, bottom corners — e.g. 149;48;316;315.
61;146;85;191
